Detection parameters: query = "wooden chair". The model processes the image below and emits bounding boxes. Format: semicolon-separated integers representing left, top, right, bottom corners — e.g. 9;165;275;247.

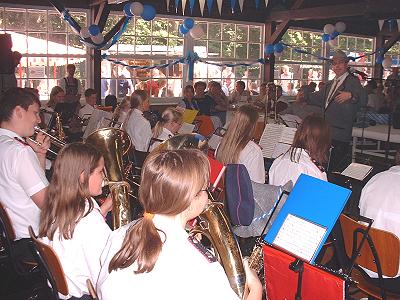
28;226;69;299
339;214;400;299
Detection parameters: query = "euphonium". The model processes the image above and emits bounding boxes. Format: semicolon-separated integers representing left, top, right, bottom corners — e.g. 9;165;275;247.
85;127;132;229
190;202;246;299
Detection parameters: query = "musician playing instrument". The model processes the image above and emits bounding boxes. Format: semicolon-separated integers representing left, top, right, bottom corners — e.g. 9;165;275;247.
149;107;183;151
96;149;262;300
0;87;49;239
269;115;331;186
123;90;152;152
216;105;265;184
39;143;112;299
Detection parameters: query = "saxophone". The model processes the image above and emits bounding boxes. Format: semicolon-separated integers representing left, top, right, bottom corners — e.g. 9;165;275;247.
55;112;66;141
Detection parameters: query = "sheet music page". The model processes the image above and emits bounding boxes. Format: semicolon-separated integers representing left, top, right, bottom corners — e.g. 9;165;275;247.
280;114;302;128
273;214;327;262
259;124;285;158
272;142;291;159
341;163;373;181
208;134;222;150
178;122;195;134
279;127;297;145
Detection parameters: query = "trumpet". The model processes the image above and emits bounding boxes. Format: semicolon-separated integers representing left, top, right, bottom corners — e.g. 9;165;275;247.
28;126;66;156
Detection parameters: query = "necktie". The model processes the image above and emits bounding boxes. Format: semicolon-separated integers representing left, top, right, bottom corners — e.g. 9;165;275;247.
326;79;339;108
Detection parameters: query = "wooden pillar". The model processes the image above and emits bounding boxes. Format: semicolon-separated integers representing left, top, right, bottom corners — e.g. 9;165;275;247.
264;22;275;83
374;33;384;81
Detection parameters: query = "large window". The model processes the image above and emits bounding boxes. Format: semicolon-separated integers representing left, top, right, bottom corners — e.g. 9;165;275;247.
384;41;400;79
0;6;89;100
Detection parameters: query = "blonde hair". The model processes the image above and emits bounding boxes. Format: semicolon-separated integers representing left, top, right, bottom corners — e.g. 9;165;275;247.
39;143;102;240
108;149;209;274
152;107;183;138
216;105;259;164
47;86;64;108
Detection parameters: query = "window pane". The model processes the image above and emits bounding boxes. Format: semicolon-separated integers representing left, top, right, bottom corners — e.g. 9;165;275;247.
168;38;183;56
235;43;247;59
222;24;235;41
48;57;67;79
194;40;207;58
70;13;86;28
209;23;221;40
28;33;47;54
49;13;66;32
249;26;261;42
48;33;67;54
68;34;86;51
153;19;168;37
0;8;4;30
208;41;221;57
136;18;151;36
248;43;260;59
68;59;86;79
222;41;234;58
236;25;248;42
104;15;119;33
4;9;26;30
27;10;47;31
168;20;180;37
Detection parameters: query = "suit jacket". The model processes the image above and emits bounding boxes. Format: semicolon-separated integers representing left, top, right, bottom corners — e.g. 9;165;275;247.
306;73;367;142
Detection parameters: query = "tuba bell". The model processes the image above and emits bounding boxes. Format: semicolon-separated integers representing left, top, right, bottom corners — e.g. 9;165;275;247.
85;127;132;229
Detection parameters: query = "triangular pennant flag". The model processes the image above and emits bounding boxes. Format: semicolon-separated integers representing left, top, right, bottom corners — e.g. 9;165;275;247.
189;0;196;13
238;0;244;12
207;0;214;14
254;0;260;8
199;0;206;15
265;0;269;7
166;0;171;11
378;19;385;31
230;0;237;13
181;0;187;14
397;19;400;32
217;0;223;15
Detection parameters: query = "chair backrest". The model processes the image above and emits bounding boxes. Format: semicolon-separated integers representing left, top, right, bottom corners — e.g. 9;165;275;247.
195;115;215;137
0;201;16;241
224;164;255;226
207;156;226;193
28;226;69;297
339;214;400;277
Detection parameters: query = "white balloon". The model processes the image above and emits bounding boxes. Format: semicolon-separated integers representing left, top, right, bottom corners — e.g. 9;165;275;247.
80;27;91;39
335;22;346;33
323;23;335;35
328;39;338;48
92;33;104;45
382;57;393;69
131;2;144;15
190;24;204;39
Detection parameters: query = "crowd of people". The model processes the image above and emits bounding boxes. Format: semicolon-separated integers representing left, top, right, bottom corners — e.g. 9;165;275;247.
2;49;400;299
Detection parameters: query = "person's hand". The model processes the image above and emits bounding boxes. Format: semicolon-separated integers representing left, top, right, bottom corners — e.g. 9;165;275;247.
100;196;113;217
243;258;263;300
27;131;50;155
334;91;352;103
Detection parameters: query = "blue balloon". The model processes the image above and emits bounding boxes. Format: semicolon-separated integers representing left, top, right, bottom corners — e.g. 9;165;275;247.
376;56;384;64
179;24;190;35
183;18;195;30
274;42;284;53
321;33;330;42
141;5;156;21
88;24;100;36
330;30;340;39
123;3;133;17
264;44;275;55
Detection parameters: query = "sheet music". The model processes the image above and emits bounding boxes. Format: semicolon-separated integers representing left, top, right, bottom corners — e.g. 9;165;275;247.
208;134;222;150
272;142;291;159
279;127;297;144
341;163;373;181
259;124;297;158
280;114;302;128
83;109;113;139
178;122;195;134
182;109;198;124
273;214;327;262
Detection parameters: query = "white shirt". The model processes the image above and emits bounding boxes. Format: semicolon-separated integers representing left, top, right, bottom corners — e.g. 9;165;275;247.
269;148;327;186
149;127;173;151
40;198;111;299
97;215;239;300
125;109;152;152
326;72;348;108
238;140;265;184
359;166;400;278
79;103;95;120
0;128;48;239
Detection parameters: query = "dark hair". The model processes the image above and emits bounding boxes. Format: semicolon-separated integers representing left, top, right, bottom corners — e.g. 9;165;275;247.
236;80;245;89
108;149;209;274
184;85;194;94
290;115;331;165
67;64;76;71
105;95;118;110
130;90;148;109
84;88;97;98
0;87;40;123
194;81;206;89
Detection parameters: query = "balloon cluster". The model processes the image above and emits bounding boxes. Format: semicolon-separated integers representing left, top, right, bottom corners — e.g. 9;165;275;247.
79;2;157;45
178;18;204;39
321;22;346;49
264;42;284;57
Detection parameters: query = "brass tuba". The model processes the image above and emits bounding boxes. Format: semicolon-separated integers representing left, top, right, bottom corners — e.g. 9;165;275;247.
85;127;132;229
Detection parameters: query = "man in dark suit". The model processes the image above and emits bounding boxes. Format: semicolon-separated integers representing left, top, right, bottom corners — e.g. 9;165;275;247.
306;50;367;172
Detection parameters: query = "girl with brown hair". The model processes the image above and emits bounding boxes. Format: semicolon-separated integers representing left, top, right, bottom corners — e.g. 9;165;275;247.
39;143;112;299
216;104;265;183
97;149;262;300
269;114;331;186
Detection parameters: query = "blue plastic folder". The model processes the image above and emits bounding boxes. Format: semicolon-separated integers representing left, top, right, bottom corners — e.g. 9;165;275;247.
263;174;351;264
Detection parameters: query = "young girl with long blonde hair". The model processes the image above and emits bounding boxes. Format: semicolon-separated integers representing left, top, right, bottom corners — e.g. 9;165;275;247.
39;143;112;299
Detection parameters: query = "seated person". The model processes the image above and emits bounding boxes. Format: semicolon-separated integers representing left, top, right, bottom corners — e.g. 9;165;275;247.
208;81;229;125
124;90;152;152
150;107;183;151
358;149;400;293
112;96;131;127
281;86;322;120
79;88;97;121
0;87;49;239
216;105;265;184
269;115;330;186
193;81;214;116
43;86;65;126
104;94;118;112
96;149;262;300
39;143;112;299
229;80;252;104
178;85;199;111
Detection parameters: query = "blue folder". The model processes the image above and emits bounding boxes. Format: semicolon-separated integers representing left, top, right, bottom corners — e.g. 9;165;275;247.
263;174;351;264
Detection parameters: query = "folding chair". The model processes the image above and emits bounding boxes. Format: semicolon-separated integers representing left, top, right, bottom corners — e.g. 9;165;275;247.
340;214;400;299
